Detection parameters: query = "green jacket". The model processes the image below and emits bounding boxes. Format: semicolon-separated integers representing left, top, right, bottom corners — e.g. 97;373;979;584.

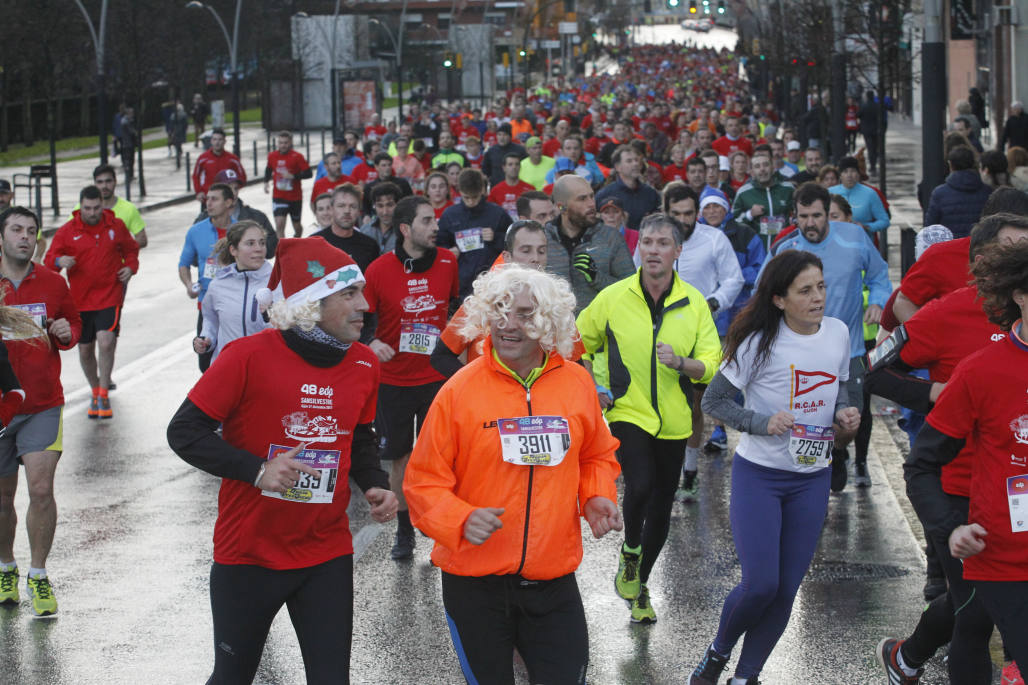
731;179;795;233
577;272;722;440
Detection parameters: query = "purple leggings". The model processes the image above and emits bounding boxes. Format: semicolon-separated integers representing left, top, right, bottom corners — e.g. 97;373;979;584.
712;454;830;679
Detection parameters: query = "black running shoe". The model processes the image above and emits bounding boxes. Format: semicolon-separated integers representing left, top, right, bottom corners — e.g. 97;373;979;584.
853;460;872;487
690;644;729;685
830;448;848;492
390;528;415;560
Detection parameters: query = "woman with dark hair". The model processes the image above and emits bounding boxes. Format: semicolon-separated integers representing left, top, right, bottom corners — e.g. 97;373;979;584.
690;250;860;685
905;235;1028;679
980;149;1011;188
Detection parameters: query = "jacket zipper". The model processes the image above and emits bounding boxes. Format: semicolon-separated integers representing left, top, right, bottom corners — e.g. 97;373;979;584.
241;273;250;334
515;383;534;576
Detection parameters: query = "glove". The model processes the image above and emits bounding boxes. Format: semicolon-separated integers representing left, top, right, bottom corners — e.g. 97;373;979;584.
572;253;598;283
706;297;720;313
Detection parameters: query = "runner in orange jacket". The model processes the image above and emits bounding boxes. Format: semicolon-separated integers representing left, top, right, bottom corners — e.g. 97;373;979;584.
404;264;622;685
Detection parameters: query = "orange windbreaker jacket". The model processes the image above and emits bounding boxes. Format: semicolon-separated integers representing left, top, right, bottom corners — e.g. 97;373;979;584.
404;337;621;580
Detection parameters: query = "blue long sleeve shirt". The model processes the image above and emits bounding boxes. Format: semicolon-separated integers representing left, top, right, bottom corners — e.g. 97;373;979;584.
763;220;892;358
178;218;222;302
828;183;890;233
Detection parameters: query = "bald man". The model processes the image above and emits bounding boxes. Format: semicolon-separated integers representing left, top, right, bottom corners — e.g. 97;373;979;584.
543;175;635;312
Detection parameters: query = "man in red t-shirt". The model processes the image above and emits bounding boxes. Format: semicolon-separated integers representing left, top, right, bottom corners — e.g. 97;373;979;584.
0;207;81;618
363;195;459;561
309;152;349;207
711;115;753;159
168;237;397;683
487;153;536;220
192;128;247;206
263;131;312;239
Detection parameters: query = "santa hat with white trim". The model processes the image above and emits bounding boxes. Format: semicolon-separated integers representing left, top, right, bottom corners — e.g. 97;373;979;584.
255;237;364;310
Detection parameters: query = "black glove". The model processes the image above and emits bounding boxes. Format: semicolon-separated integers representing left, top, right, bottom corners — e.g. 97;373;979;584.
573;253;598;283
706;297;720;313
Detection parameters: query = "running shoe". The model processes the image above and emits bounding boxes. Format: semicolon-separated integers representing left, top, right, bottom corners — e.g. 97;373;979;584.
723;679;759;685
675;470;699;503
1003;661;1024;685
26;575;57;618
853;460;872;487
875;638;923;684
830;448;848;492
390;528;415;560
615;545;642;601
705;425;728;453
689;644;729;685
87;396;100;419
97;395;112;419
0;566;18;605
630;583;656;624
922;576;946;602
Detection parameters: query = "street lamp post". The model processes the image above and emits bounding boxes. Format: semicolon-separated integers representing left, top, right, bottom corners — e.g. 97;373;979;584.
186;0;243;156
73;0;110;165
368;18;404;120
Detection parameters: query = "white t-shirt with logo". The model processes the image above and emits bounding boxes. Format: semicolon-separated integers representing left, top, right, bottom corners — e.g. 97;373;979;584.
720;317;850;473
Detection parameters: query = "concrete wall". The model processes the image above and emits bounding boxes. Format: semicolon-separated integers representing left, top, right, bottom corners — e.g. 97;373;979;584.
290;15;371;129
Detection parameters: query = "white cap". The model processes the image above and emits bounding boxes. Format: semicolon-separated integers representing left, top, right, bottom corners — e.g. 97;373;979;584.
786;140;801;151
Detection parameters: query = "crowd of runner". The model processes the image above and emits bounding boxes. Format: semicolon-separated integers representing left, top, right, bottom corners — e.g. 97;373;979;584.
0;37;1023;685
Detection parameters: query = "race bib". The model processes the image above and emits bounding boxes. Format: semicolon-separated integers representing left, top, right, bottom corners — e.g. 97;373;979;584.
2;303;47;340
455;228;485;253
275;175;293;192
789;424;834;468
203;257;218;280
498;416;571;466
261;445;340;504
1007;474;1028;533
398;322;440;355
760;216;784;236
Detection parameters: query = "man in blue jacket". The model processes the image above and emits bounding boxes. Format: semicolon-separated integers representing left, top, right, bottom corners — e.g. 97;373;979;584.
924;145;993;238
179;183;236;372
437;169;512;299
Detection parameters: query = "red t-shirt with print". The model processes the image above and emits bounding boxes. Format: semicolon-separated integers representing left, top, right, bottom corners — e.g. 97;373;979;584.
267;149;310;202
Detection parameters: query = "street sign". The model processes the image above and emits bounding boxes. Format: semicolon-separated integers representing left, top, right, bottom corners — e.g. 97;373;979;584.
540;40;561;48
558;21;577;34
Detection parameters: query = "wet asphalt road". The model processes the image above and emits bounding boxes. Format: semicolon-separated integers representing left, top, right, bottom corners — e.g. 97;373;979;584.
0;162;992;683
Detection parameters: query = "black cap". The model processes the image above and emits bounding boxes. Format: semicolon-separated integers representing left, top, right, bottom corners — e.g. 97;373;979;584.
0;180;10;193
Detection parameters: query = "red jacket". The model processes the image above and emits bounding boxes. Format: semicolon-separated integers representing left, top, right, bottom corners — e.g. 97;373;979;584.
44;209;140;312
0;265;81;414
192;149;247;197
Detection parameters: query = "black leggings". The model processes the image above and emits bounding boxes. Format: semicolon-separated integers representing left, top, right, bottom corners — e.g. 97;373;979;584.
901;496;994;684
610;422;687;584
975;579;1028;674
441;572;588;685
207;554;354;685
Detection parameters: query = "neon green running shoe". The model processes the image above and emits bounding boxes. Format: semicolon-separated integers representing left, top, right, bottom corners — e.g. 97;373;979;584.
0;566;18;605
615;544;642;601
630;583;656;624
26;575;57;618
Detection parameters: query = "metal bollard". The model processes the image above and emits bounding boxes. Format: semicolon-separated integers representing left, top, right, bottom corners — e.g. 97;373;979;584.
185;152;192;191
900;227;916;277
253;140;259;177
321;129;326;158
305;132;311;161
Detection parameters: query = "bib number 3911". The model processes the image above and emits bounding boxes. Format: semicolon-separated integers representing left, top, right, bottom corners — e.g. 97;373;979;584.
261;445;340;504
789;424;834;468
498;416;570;466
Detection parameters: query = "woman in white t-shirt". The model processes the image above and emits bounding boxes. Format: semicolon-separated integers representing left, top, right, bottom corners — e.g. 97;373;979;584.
689;249;861;685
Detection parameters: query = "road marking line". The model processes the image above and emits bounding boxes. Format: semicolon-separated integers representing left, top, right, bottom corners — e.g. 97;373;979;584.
64;331;196;410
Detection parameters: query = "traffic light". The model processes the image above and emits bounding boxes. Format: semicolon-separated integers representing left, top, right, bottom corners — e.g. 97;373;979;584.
717;0;726;13
443;52;454;68
688;0;697;13
668;0;680;7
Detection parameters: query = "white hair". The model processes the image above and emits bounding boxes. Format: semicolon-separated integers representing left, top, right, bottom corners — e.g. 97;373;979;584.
268;299;322;331
459;264;579;359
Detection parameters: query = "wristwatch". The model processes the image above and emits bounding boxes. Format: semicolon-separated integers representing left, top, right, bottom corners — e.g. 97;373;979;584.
706;297;720;313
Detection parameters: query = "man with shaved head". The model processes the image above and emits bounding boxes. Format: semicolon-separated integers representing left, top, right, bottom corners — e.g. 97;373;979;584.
544;175;635;312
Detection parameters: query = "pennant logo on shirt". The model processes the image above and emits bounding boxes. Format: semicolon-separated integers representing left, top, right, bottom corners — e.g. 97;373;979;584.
793;369;837;397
